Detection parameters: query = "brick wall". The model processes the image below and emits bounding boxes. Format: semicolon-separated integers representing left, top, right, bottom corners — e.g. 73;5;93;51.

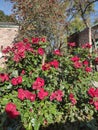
67;24;98;47
78;28;89;46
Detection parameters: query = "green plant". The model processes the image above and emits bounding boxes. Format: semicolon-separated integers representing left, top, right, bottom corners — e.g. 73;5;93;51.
0;39;98;130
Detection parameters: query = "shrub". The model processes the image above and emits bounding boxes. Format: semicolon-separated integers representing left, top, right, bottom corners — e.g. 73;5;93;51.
0;39;98;130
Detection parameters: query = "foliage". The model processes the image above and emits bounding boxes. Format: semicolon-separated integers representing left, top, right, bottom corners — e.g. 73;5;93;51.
0;10;16;22
6;0;97;45
0;37;98;130
67;16;85;35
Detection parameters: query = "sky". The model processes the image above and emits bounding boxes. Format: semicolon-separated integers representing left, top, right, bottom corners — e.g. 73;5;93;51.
0;0;13;15
0;0;98;19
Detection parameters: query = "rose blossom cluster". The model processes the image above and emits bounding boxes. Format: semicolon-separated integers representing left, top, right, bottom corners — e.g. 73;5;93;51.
69;93;77;105
71;55;92;72
38;88;48;100
32;77;48;100
53;49;61;56
2;37;46;62
32;37;46;44
42;49;61;71
50;90;64;102
42;59;59;70
37;47;45;56
0;73;9;82
12;42;33;62
32;77;45;90
88;87;98;110
82;43;92;49
2;46;12;54
18;88;36;102
11;76;22;86
68;42;76;47
71;56;82;69
5;102;20;118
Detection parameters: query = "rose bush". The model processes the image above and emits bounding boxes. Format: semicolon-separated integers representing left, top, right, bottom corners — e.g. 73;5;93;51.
0;38;98;130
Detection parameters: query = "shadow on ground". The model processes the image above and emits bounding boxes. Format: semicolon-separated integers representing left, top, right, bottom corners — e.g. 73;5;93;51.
0;111;25;130
40;119;98;130
0;111;98;130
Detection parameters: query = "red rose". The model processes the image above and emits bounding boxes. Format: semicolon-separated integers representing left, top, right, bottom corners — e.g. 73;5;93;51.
74;61;82;69
95;88;98;97
68;42;76;47
55;90;63;102
40;37;46;42
21;70;25;75
13;54;20;62
38;48;45;56
32;37;40;44
88;87;98;110
85;67;92;72
2;46;11;54
0;73;9;82
88;87;95;97
69;93;77;105
50;90;63;102
17;76;22;84
5;102;20;118
71;56;80;62
11;76;22;86
50;59;59;68
82;43;92;49
18;88;26;101
38;88;48;100
11;77;18;86
42;63;51;71
23;38;28;43
32;77;45;90
50;92;56;101
83;60;89;66
24;90;36;102
53;49;61;56
94;101;98;110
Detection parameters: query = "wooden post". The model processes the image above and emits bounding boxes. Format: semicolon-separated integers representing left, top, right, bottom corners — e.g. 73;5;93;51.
89;27;92;53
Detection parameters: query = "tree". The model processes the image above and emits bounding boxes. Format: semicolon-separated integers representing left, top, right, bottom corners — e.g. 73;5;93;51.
0;10;16;22
6;0;97;48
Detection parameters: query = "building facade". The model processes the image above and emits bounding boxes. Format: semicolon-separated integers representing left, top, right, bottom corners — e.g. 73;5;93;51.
0;22;19;68
67;23;98;49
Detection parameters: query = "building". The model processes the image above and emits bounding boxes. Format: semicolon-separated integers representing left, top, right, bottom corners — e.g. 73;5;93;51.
0;22;19;67
67;23;98;49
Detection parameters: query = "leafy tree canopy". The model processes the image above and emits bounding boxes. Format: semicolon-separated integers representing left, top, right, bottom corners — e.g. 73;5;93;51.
0;10;16;22
5;0;98;48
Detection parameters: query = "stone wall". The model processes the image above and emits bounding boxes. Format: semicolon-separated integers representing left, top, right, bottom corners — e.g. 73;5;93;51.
0;26;18;48
0;26;19;68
